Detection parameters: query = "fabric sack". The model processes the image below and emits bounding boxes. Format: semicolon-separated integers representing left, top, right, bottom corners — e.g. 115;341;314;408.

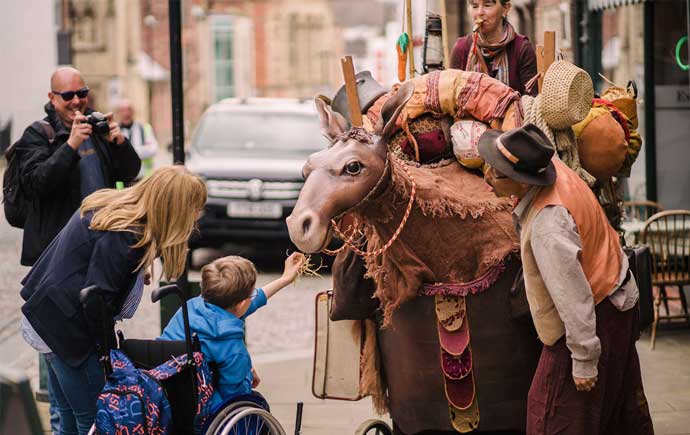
451;119;488;169
572;108;628;181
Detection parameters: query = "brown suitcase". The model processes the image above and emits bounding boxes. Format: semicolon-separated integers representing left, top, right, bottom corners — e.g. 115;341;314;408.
312;291;365;401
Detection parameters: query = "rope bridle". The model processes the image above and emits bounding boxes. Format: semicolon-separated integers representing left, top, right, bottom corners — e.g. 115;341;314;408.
322;161;416;259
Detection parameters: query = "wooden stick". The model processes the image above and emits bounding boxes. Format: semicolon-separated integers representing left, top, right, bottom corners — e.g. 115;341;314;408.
341;56;363;127
440;0;450;68
537;31;556;94
536;44;545;93
406;0;415;78
543;31;556;73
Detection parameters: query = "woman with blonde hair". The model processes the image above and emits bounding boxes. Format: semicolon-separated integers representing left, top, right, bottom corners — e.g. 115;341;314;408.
451;0;537;96
20;165;206;435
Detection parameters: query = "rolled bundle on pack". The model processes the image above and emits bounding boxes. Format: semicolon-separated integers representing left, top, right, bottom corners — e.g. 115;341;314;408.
572;107;628;181
383;70;522;135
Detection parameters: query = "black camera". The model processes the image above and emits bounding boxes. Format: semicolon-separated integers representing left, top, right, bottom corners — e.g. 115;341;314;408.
84;112;110;136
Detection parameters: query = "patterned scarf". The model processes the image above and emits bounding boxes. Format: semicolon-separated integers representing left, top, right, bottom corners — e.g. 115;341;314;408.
465;21;517;87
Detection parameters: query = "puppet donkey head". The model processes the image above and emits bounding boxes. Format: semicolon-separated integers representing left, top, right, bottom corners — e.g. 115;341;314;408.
286;83;414;253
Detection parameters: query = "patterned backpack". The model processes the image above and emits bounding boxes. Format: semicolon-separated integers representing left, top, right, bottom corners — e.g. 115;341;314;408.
95;349;173;435
95;349;215;435
146;350;215;434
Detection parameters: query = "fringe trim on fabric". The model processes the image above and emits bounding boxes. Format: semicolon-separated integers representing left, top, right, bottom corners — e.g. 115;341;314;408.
359;319;389;415
388;157;513;220
422;262;507;297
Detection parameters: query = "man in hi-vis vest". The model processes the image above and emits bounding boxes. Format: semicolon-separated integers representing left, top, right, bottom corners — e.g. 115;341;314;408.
478;124;653;435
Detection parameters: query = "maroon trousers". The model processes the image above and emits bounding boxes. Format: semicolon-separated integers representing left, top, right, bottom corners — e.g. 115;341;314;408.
527;300;654;435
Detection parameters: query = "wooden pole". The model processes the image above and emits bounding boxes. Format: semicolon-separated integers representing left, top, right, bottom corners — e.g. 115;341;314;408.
536;44;545;93
406;0;415;78
543;31;556;72
341;56;363;127
440;0;450;68
536;31;557;93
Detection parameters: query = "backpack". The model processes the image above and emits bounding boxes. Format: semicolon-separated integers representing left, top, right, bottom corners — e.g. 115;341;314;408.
95;349;215;435
2;120;54;228
95;349;173;435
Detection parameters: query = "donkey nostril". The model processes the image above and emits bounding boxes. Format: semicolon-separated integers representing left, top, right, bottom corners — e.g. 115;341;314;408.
302;217;312;236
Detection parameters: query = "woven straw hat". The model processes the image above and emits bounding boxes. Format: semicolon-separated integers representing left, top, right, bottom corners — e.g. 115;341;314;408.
541;61;593;130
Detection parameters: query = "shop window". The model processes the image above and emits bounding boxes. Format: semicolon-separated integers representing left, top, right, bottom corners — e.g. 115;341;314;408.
212;16;235;102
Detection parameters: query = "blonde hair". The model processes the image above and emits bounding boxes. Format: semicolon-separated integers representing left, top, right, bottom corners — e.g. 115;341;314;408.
80;165;207;280
200;256;257;309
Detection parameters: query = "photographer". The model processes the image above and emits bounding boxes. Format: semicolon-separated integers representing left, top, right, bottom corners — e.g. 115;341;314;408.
13;66;140;267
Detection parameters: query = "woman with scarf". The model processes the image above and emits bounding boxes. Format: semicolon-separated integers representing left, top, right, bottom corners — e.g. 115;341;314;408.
451;0;538;96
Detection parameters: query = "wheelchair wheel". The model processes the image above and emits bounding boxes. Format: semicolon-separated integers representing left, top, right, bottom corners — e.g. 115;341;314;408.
208;405;286;435
354;419;393;435
205;401;262;434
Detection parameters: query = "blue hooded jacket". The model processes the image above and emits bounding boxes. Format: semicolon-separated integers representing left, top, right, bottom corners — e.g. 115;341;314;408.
159;288;266;411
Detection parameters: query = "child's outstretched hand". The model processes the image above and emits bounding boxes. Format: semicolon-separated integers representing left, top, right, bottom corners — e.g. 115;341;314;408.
282;252;306;283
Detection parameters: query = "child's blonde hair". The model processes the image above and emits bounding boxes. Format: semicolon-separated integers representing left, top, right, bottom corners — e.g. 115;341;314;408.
80;165;207;280
201;256;257;309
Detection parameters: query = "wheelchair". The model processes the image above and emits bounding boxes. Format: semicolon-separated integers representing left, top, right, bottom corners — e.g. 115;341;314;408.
81;284;289;435
80;284;392;435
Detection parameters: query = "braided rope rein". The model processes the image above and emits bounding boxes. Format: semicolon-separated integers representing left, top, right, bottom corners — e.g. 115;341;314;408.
322;162;417;259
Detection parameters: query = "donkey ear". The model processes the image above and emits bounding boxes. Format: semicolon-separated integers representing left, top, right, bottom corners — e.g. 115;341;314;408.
314;96;348;141
380;81;414;140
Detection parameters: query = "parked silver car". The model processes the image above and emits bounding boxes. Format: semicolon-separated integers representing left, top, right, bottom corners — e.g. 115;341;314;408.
187;98;325;249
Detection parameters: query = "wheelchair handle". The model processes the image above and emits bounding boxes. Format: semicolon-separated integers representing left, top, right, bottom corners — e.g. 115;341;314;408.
151;284;185;304
79;285;104;305
151;283;195;368
78;285;113;375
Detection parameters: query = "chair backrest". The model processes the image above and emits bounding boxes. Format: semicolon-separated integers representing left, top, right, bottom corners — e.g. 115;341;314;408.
624;200;663;222
642;210;690;285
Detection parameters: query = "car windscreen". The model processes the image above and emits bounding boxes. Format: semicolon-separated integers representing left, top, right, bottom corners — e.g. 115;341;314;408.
192;110;328;156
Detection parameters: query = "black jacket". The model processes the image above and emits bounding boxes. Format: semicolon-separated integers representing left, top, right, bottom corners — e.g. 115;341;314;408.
15;103;141;266
21;211;144;367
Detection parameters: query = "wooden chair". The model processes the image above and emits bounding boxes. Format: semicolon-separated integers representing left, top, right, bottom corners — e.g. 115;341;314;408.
642;210;690;349
624;200;663;222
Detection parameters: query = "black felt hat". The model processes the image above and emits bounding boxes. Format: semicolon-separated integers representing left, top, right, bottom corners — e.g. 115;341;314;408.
477;123;557;186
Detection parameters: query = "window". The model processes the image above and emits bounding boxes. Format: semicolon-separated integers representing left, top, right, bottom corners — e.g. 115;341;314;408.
212;16;235;102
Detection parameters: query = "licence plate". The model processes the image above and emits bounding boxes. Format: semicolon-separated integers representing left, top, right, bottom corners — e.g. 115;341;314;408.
227;202;283;219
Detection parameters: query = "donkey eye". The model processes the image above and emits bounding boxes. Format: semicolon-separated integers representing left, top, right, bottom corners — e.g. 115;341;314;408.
345;161;362;175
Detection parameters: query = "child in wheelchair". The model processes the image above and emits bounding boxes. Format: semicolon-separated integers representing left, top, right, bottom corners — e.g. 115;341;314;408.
160;252;305;415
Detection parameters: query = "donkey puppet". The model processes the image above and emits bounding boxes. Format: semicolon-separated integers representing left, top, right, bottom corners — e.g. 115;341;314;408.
287;85;541;434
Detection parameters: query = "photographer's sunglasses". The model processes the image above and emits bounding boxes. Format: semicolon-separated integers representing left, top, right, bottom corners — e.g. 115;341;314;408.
52;87;89;101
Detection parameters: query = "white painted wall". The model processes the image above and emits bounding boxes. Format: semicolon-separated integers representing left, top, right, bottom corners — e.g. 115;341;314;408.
0;0;57;143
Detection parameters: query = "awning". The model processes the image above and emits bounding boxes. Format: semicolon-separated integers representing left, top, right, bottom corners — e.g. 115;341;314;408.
588;0;646;11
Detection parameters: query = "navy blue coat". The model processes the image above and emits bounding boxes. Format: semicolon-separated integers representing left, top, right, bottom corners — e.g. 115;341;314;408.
21;211;144;367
